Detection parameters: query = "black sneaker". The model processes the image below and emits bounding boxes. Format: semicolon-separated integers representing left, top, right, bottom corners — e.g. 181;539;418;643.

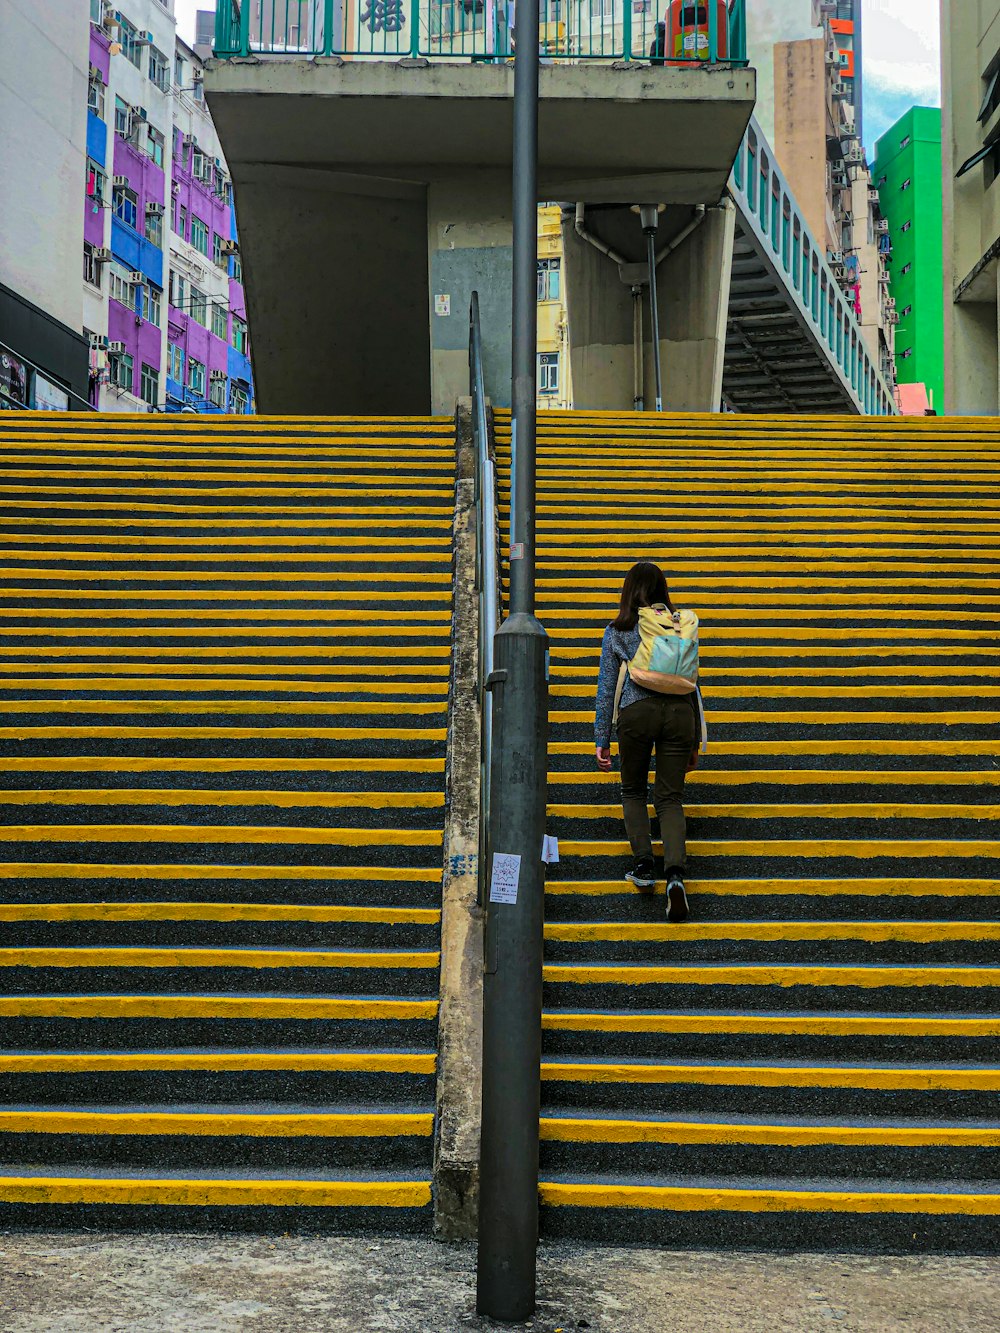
625;858;657;891
665;868;689;923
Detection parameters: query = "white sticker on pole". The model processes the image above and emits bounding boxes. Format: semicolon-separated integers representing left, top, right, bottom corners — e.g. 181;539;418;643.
541;835;559;864
489;852;522;905
510;542;524;560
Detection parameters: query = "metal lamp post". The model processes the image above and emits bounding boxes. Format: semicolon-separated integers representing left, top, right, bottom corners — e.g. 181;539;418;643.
475;0;549;1320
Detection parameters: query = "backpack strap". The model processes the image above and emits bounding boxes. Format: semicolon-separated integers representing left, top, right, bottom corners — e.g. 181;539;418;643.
612;661;628;728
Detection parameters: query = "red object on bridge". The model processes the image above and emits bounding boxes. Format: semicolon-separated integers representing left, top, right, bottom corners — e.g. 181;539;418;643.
666;0;730;63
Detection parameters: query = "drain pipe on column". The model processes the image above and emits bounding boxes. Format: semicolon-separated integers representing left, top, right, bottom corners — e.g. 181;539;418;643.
573;202;708;411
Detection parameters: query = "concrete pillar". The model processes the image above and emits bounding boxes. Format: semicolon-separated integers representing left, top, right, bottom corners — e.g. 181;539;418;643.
232;165;431;415
562;201;735;412
427;175;513;414
945;283;999;417
655;199;736;412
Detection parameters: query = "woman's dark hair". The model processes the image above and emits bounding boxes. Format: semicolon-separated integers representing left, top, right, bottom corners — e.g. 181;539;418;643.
611;562;675;631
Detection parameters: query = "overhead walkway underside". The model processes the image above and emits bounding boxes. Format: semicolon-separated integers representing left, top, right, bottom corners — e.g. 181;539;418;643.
723;221;857;413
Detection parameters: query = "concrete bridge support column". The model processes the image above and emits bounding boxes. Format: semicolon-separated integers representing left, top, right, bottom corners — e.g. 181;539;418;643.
231;165;432;416
427;176;513;414
562;200;736;412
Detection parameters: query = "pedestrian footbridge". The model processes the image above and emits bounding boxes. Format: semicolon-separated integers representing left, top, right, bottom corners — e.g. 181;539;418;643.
724;118;895;416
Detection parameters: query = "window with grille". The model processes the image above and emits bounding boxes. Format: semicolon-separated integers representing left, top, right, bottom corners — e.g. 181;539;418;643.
190;287;208;326
188;358;206;395
231;315;249;355
209;375;227;408
211;303;227;340
145;209;163;248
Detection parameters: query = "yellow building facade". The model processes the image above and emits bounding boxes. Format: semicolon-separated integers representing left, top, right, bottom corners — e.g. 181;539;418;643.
536;205;573;410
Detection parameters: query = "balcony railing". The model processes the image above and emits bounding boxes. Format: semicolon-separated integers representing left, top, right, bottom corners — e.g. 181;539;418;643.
215;0;748;64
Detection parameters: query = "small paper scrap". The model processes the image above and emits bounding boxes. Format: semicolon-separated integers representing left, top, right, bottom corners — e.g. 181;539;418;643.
541;835;559;864
489;852;521;905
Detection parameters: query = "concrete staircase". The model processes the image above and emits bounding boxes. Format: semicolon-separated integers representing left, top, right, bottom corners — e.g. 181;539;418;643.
497;411;1000;1249
0;413;452;1230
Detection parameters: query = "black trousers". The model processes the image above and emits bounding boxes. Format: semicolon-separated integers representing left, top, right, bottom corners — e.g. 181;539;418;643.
617;694;697;867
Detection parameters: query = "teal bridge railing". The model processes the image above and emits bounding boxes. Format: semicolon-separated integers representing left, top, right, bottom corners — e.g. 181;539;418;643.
215;0;748;65
729;116;897;417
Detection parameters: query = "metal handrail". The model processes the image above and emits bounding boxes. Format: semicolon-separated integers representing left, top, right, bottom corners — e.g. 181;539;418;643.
470;291;499;892
0;338;95;412
215;0;749;65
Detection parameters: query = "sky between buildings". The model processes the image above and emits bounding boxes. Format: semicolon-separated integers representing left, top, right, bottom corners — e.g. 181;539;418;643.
176;0;942;155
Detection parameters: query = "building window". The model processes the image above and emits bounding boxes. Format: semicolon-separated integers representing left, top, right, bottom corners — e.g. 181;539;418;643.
900;347;914;360
209;374;227;408
83;243;101;288
979;66;1000;123
537;258;561;302
537;351;559;394
213;233;226;267
148;46;170;91
90;0;102;21
88;65;106;119
109;260;135;307
231;255;243;283
900;135;911;149
190;216;209;256
231;383;250;414
901;304;913;317
168;343;184;382
86;159;107;207
901;262;912;275
145;208;163;248
113;184;138;229
901;177;911;191
114;95;130;137
170;272;186;309
188;357;206;396
176;205;188;240
141;284;162;326
175;54;185;86
189;286;208;326
140;362;159;406
901;220;912;233
117;13;144;67
145;125;165;167
231;315;249;355
109;349;134;390
211;302;227;340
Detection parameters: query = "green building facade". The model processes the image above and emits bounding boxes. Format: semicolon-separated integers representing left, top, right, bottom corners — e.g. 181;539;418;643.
873;107;944;410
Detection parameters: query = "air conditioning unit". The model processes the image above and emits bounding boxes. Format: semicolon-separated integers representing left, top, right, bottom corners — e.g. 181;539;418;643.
210;369;227;381
831;264;847;281
137;30;154;44
193;68;204;84
108;341;127;354
832;171;849;189
89;333;109;349
832;80;849;99
886;311;900;325
113;174;129;188
93;247;112;263
845;144;863;164
827;251;844;265
218;239;239;256
874;218;889;234
868;188;880;204
885;297;897;312
146;201;165;216
132;105;148;122
183;133;197;146
127;271;144;285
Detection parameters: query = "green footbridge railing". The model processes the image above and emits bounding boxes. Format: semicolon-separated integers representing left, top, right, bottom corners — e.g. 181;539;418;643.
215;0;748;65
